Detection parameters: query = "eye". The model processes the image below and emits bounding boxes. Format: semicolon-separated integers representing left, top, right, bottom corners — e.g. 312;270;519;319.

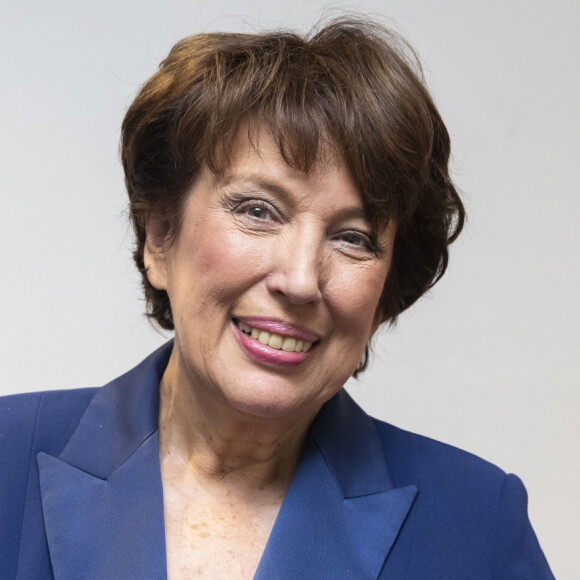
244;204;272;220
335;230;375;252
232;198;280;225
341;232;368;247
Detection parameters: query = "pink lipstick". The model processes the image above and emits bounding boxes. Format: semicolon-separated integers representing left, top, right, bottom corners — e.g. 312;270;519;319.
232;317;319;368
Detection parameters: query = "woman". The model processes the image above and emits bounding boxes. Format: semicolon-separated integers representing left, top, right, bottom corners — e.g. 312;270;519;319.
0;19;554;579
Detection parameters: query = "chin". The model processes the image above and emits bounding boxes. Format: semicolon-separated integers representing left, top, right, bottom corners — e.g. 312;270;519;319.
222;381;326;423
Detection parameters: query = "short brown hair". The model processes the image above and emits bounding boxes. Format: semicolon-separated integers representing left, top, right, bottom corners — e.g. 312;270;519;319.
122;18;464;361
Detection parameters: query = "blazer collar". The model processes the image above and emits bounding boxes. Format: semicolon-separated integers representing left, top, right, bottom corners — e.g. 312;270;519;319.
255;390;417;579
37;342;172;579
58;341;172;477
38;342;416;579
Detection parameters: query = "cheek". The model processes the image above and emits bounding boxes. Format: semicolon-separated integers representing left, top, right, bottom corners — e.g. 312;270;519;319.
186;227;270;298
328;264;387;337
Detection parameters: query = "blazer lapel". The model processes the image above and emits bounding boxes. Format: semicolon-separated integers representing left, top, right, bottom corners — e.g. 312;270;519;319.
37;343;414;579
255;390;417;579
37;342;173;580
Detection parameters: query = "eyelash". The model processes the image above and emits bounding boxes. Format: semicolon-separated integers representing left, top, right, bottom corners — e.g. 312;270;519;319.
231;197;280;222
334;231;377;254
238;200;276;220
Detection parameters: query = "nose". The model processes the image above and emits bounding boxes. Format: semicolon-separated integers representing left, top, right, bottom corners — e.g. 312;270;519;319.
266;229;324;305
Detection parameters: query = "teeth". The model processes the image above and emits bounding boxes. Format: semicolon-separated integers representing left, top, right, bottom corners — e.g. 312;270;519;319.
268;334;283;349
236;321;313;353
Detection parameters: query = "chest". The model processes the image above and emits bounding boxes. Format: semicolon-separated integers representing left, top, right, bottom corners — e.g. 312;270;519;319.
163;482;283;579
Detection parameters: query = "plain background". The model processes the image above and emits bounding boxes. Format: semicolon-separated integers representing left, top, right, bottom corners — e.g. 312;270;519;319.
1;0;578;577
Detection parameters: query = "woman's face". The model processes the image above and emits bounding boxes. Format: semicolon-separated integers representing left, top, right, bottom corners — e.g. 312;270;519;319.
147;131;395;423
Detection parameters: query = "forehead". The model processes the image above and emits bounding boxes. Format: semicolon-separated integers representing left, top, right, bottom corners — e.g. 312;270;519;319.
217;128;362;205
204;131;397;251
199;124;396;241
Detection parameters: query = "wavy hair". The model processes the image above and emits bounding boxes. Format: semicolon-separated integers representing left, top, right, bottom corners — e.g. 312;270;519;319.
121;18;465;374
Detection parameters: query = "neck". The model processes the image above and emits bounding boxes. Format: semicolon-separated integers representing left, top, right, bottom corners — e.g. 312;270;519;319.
158;354;317;494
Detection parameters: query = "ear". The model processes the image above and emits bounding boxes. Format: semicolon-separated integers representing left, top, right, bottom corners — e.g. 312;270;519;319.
144;213;171;291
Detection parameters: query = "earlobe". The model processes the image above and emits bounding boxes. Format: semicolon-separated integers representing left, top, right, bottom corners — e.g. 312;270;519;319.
144;214;170;291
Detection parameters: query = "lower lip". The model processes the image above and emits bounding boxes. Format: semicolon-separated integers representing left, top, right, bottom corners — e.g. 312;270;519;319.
232;322;312;368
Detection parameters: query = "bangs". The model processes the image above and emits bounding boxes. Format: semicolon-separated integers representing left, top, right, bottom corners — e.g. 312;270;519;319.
164;26;419;232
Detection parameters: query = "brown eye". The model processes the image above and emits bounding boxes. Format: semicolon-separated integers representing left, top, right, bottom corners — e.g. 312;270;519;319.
234;199;277;222
246;206;270;219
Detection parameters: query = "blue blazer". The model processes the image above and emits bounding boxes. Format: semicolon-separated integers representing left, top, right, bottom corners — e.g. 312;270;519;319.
1;342;554;579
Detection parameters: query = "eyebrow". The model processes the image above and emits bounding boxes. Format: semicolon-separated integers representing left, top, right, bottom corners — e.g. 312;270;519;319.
220;173;292;203
218;172;368;223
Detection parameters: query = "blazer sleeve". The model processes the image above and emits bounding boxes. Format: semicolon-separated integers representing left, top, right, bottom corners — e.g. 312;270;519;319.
0;393;41;578
492;473;555;579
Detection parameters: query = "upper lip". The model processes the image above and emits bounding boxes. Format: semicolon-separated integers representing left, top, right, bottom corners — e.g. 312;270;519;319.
234;316;320;343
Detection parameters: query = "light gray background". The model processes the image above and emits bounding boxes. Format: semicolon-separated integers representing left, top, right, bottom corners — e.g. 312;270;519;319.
1;1;578;577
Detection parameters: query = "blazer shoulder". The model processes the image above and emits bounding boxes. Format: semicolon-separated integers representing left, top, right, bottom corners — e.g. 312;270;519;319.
0;387;98;474
1;387;98;452
372;418;507;489
371;419;555;578
0;388;99;576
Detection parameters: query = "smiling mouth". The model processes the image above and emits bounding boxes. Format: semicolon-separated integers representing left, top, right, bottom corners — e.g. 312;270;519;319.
234;319;314;353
